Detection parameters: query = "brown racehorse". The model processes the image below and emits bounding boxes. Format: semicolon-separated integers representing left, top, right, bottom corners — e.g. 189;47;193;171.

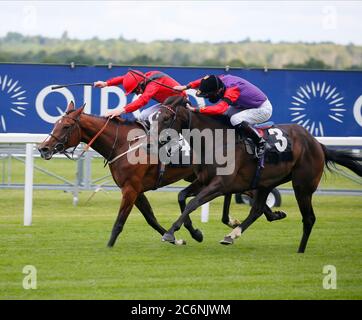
38;101;254;247
153;96;362;253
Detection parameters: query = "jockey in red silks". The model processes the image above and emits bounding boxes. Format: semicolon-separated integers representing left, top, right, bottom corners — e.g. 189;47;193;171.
94;70;186;121
174;74;272;158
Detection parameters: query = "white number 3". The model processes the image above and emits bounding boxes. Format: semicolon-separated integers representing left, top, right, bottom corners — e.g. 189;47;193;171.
268;128;288;152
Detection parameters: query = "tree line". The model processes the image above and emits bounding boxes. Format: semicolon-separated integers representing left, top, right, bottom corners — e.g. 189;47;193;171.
0;32;361;70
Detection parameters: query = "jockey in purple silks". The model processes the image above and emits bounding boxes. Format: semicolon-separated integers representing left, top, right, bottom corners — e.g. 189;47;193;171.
175;74;273;158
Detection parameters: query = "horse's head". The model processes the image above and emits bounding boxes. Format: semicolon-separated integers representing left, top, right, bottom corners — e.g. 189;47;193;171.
38;101;85;160
150;96;191;145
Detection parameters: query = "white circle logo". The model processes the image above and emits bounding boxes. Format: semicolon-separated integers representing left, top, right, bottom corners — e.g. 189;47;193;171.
289;81;346;136
0;74;28;132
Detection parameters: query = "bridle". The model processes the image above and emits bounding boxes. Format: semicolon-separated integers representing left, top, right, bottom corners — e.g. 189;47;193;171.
158;102;192;145
160;104;178;133
46;112;82;160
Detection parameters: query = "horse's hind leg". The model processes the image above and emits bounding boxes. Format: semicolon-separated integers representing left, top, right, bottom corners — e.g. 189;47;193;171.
246;190;287;222
263;203;287;222
293;186;316;253
292;158;322;253
178;181;204;243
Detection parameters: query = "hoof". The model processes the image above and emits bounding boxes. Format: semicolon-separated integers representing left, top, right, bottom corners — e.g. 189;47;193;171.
267;211;287;222
162;232;175;243
175;239;187;246
192;229;204;243
219;236;234;245
107;240;115;248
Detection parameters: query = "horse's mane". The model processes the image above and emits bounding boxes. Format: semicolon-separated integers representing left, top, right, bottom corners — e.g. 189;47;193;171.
201;114;231;128
163;95;190;108
110;116;138;126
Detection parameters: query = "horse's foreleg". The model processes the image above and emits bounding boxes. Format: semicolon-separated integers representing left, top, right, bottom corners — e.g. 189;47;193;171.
178;181;204;242
162;180;223;243
134;193;167;236
135;193;186;246
220;188;271;245
221;193;241;228
107;186;138;248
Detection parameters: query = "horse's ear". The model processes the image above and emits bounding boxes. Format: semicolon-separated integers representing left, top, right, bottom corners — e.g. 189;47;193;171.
75;103;86;115
66;100;75;113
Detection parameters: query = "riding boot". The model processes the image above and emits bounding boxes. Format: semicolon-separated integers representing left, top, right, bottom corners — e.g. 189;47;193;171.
235;121;266;158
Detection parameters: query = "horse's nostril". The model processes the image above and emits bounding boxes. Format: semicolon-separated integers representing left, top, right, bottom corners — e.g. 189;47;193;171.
55;143;64;152
38;146;49;153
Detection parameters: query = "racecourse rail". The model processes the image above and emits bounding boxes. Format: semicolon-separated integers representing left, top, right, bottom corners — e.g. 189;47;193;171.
0;133;361;226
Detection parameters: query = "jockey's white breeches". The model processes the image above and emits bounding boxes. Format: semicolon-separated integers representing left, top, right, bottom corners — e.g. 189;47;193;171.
228;99;273;126
137;104;161;122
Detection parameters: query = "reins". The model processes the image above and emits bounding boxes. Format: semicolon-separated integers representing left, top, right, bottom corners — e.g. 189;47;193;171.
78;117;111;158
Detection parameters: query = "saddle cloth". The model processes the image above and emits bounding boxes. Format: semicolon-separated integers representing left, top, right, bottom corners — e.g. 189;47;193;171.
245;122;293;164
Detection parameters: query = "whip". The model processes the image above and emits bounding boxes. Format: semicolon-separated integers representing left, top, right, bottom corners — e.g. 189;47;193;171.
51;83;94;90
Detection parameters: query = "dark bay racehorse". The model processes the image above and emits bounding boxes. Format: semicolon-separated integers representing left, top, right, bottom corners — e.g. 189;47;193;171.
38;101;251;247
153;96;362;252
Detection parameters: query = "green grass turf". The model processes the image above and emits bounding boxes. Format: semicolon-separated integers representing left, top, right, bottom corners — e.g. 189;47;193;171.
0;188;361;300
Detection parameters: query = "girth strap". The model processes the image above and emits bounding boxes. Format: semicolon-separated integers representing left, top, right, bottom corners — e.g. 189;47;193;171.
250;154;265;189
153;162;166;190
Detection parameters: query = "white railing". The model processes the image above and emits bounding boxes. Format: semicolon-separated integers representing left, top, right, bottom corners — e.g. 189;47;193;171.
0;134;47;226
317;137;362;146
1;133;361;226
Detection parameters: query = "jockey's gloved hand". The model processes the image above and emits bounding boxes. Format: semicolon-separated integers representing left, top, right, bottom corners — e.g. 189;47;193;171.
173;85;187;92
104;107;125;118
185;103;197;112
94;81;107;88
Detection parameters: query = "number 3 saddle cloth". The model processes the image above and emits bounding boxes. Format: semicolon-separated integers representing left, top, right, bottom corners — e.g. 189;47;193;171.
245;122;293;164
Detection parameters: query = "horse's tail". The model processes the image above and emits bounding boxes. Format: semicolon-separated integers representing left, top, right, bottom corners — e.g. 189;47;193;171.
320;144;362;177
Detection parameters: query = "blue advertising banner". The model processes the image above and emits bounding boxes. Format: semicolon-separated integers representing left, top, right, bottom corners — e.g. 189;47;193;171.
0;63;361;136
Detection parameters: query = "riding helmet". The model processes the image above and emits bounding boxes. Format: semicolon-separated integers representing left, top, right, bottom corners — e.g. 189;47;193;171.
123;70;144;95
196;75;225;98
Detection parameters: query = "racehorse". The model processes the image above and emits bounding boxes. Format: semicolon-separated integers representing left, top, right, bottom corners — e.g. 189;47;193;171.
38;101;256;247
153;96;362;253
